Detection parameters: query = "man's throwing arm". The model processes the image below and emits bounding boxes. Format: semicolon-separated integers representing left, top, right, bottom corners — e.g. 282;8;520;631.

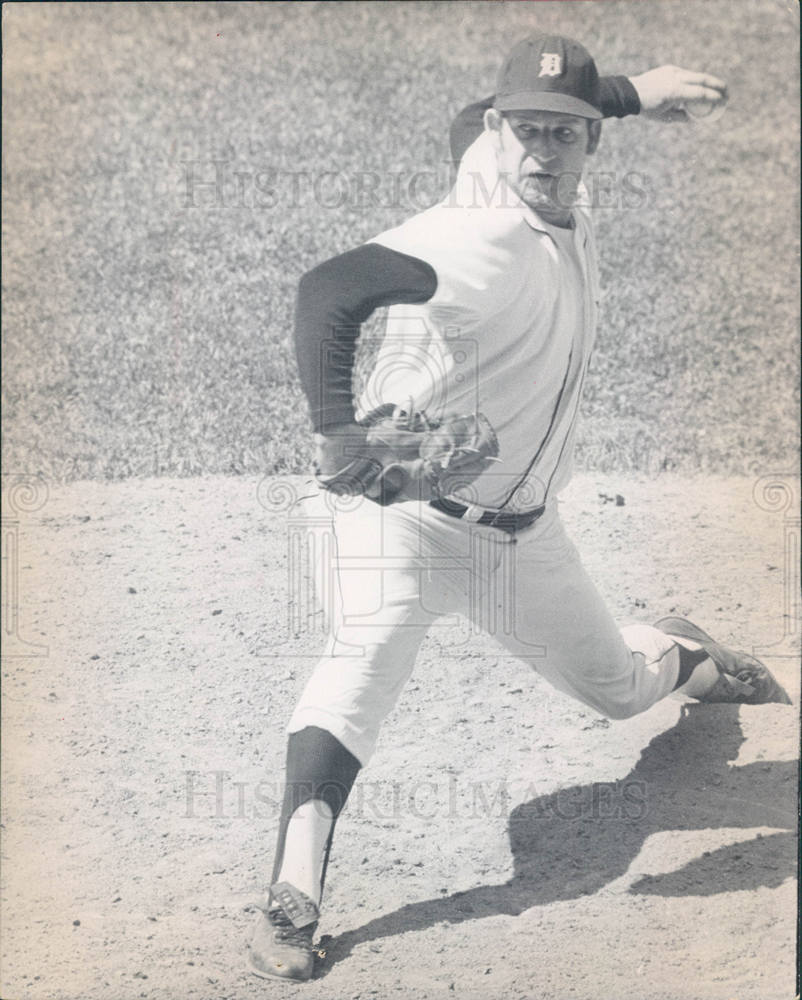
449;66;727;164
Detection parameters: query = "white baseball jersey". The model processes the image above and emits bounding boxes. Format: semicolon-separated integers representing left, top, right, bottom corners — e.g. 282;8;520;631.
360;129;600;512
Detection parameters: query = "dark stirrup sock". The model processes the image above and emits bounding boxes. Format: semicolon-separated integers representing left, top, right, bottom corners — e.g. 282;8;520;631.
270;727;361;896
674;644;712;689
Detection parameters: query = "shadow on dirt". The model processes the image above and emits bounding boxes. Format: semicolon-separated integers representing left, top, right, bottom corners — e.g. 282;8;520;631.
316;703;796;974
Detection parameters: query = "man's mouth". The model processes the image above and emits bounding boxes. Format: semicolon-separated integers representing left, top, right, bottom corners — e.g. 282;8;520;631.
526;172;557;197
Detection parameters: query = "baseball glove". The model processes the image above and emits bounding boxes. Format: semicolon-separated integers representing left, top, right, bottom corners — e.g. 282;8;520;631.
314;404;499;505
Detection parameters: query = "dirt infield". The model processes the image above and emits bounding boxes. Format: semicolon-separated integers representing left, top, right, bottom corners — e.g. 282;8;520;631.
1;473;797;1000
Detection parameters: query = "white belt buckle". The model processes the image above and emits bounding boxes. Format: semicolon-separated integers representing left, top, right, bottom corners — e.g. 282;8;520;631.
461;503;486;523
443;495;489;523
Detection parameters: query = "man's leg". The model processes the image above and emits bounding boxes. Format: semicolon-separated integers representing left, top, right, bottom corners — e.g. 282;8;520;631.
250;494;454;981
484;505;790;713
479;505;687;717
249;726;360;982
271;725;361;905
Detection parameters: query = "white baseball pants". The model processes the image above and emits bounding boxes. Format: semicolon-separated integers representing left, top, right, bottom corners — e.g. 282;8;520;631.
287;487;680;767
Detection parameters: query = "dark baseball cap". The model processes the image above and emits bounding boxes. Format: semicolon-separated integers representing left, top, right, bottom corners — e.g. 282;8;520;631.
494;34;602;119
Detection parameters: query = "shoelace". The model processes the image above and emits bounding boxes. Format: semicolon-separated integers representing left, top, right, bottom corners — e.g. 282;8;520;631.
732;657;778;700
268;907;315;951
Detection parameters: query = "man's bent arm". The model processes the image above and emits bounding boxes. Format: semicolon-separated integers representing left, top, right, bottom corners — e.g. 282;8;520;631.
294;245;437;432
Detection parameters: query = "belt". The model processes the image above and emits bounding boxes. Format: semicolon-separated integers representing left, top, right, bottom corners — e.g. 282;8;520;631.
429;496;546;535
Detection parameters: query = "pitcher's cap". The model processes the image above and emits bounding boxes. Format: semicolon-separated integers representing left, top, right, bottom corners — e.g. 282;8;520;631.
495;34;602;119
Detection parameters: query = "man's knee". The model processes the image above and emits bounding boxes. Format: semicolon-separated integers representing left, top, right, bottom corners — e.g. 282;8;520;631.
597;696;644;721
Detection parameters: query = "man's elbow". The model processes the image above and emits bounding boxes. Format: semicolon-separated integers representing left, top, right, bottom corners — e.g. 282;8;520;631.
297;262;325;306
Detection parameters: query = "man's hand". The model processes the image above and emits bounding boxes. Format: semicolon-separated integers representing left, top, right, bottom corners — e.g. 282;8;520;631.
313;422;370;479
313;421;388;498
630;65;728;122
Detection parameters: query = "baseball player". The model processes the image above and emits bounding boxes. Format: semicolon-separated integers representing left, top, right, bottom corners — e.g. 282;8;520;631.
249;35;790;982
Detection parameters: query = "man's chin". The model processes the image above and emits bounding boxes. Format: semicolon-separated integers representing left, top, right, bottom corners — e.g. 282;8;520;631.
520;181;576;215
521;192;573;223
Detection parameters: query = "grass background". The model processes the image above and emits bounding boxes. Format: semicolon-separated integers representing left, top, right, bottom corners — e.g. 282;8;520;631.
2;0;799;482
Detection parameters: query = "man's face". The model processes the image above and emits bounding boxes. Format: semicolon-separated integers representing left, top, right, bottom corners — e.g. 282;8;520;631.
486;109;600;224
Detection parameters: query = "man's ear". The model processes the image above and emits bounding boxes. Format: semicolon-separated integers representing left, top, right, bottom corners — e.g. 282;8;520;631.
484;107;504;139
586;120;602;155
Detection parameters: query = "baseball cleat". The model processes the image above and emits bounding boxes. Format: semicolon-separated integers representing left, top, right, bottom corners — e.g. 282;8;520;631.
248;882;320;982
655;616;791;705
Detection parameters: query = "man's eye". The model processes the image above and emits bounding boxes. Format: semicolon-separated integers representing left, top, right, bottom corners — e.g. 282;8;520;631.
556;128;579;143
516;125;538;138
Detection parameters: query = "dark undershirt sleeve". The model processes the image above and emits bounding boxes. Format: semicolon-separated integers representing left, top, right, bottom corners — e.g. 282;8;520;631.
294;244;438;432
600;75;641;118
448;75;641;165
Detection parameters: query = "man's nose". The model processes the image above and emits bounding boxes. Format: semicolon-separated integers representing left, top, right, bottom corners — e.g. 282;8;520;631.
526;132;560;164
